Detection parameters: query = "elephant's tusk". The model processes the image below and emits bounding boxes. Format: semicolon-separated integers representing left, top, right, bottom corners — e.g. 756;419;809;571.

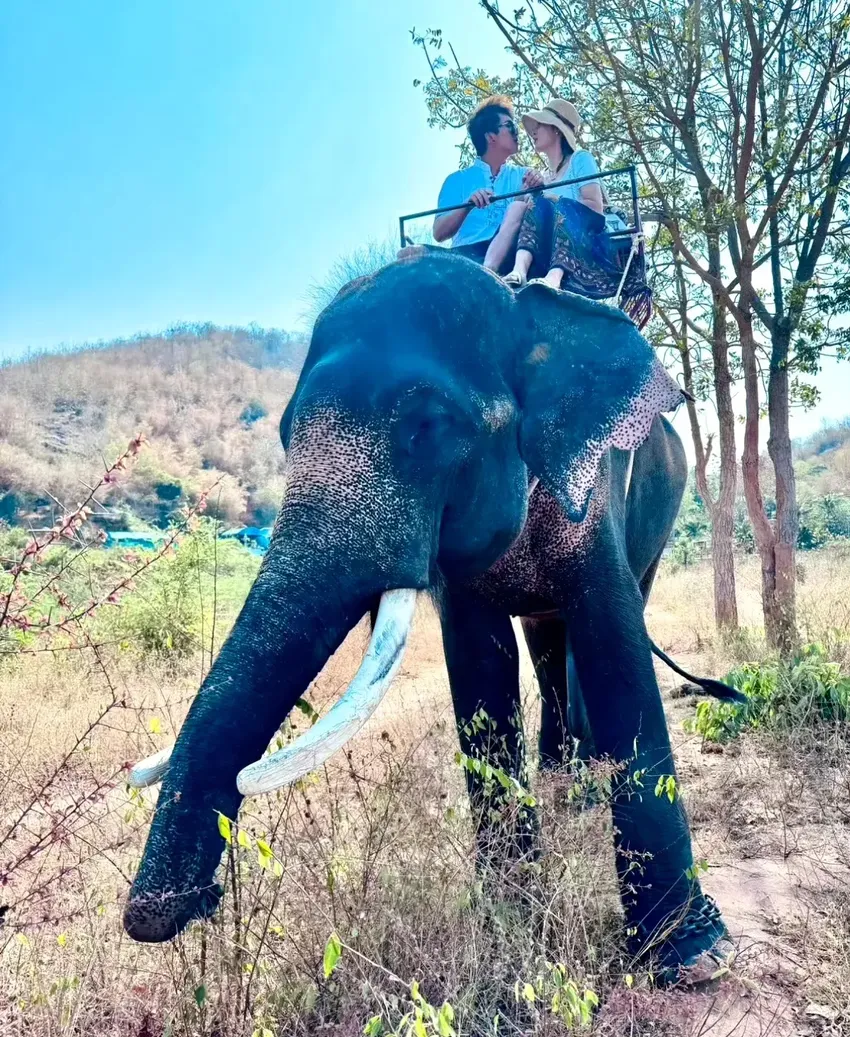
237;588;418;796
128;746;173;788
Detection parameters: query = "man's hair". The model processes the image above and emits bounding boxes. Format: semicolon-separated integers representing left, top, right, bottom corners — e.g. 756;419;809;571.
467;95;514;157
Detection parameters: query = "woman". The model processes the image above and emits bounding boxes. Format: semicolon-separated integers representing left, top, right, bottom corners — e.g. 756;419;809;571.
484;99;650;327
483;98;602;282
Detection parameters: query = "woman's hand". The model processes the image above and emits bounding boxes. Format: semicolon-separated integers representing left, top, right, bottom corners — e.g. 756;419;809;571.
522;169;545;190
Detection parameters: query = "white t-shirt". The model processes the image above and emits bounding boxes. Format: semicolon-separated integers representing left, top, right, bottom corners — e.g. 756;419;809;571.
437;158;530;246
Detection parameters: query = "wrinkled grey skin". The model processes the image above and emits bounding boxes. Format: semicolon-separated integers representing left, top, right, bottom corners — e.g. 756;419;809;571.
124;252;726;973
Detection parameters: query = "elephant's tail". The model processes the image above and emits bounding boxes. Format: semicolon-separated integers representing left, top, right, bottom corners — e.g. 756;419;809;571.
649;641;747;704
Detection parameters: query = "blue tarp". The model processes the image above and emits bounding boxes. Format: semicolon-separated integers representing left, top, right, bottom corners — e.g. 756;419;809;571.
104;526;272;552
104;531;168;550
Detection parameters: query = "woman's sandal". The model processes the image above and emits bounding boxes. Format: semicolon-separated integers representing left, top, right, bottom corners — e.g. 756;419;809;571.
527;276;565;291
502;270;527;289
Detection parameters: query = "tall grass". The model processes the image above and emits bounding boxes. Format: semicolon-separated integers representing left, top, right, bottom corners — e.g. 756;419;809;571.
2;527;850;1033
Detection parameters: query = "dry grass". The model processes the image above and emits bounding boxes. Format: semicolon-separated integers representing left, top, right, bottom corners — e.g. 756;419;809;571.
1;558;849;1035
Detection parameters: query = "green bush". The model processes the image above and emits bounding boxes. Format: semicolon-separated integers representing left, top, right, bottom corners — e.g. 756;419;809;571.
1;518;260;661
687;643;850;743
102;519;259;658
797;494;850;550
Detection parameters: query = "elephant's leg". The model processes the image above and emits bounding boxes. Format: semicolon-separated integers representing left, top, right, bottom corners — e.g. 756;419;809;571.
521;616;570;769
521;617;597;779
566;543;726;975
565;646;596;766
441;590;537;865
637;552;662;604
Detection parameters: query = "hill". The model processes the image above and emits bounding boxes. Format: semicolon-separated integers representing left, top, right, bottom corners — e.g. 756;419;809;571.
3;327;848;540
671;417;850;561
0;324;307;529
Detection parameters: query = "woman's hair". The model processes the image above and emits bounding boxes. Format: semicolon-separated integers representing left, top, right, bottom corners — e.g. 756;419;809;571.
553;127;574;168
467;95;515;157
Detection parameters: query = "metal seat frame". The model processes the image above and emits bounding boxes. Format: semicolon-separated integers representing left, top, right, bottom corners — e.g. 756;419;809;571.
398;164;645;310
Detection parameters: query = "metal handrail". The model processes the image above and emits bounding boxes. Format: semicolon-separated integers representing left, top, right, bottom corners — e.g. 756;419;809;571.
399;164;641;248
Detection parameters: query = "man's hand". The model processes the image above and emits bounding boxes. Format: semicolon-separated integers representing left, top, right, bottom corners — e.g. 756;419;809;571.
522;169;545;190
467;188;494;209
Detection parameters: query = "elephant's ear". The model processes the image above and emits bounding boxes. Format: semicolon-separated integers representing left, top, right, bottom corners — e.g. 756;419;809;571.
515;284;685;522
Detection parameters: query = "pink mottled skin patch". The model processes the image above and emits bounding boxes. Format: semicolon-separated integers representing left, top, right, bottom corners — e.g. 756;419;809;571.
275;406;421;568
479;395;516;432
562;359;684;519
472;464;611;611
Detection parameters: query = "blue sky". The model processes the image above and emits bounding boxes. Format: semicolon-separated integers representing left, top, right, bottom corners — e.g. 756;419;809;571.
0;0;503;355
1;0;847;442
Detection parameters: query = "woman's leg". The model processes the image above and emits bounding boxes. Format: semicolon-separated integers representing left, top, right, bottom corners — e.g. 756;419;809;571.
540;198;618;296
483;200;528;272
505;196;553;286
541;265;565;289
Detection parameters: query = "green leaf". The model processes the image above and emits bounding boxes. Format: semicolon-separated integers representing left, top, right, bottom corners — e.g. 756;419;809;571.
237;829;251;849
216;812;232;844
148;716;161;735
323;932;342;979
437;1002;456;1036
522;982;536;1002
364;1016;383;1037
194;985;206;1008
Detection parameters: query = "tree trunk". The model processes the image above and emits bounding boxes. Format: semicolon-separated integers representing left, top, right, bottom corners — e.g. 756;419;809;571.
766;319;798;654
683;241;739;633
709;295;739;631
738;290;796;653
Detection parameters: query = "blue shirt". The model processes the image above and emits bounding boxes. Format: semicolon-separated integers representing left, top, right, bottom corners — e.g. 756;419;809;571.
437;158;530;246
543;150;601;201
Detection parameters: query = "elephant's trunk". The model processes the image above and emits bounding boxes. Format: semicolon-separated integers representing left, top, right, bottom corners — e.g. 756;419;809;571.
128;589;418;793
123;533;381;943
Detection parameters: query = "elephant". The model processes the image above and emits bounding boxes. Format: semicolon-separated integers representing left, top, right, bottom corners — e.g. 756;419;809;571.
123;250;729;977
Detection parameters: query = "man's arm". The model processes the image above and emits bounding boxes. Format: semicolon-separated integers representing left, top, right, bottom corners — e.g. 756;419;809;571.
433;206;469;243
433;171;497;243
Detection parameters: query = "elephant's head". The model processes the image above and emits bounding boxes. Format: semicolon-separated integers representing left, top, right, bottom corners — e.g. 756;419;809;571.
124;251;683;941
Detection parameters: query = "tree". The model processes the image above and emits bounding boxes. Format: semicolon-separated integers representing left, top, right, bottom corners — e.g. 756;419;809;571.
415;0;850;651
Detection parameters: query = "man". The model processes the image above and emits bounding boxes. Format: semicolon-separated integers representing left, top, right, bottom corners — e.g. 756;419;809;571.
432;96;542;268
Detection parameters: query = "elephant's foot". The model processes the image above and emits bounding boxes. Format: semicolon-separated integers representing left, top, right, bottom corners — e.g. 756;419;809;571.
629;894;729;987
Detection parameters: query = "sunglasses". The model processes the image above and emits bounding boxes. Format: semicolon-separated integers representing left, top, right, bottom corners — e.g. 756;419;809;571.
499;119;518;137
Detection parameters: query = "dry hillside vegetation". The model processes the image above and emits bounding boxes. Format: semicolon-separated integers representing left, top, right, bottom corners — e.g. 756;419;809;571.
2;547;850;1036
0;327;305;528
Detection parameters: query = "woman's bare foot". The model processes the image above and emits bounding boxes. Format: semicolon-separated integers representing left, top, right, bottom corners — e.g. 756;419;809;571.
542;267;565;289
502;248;533;288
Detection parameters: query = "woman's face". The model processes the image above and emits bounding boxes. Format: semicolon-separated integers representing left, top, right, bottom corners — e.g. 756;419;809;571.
528;120;561;155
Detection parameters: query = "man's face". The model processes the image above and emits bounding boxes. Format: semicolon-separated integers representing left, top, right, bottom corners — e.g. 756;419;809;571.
487;113;519;157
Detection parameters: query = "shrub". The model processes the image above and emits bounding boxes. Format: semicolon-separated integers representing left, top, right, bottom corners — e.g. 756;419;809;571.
101;518;259;658
687;643;850;744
